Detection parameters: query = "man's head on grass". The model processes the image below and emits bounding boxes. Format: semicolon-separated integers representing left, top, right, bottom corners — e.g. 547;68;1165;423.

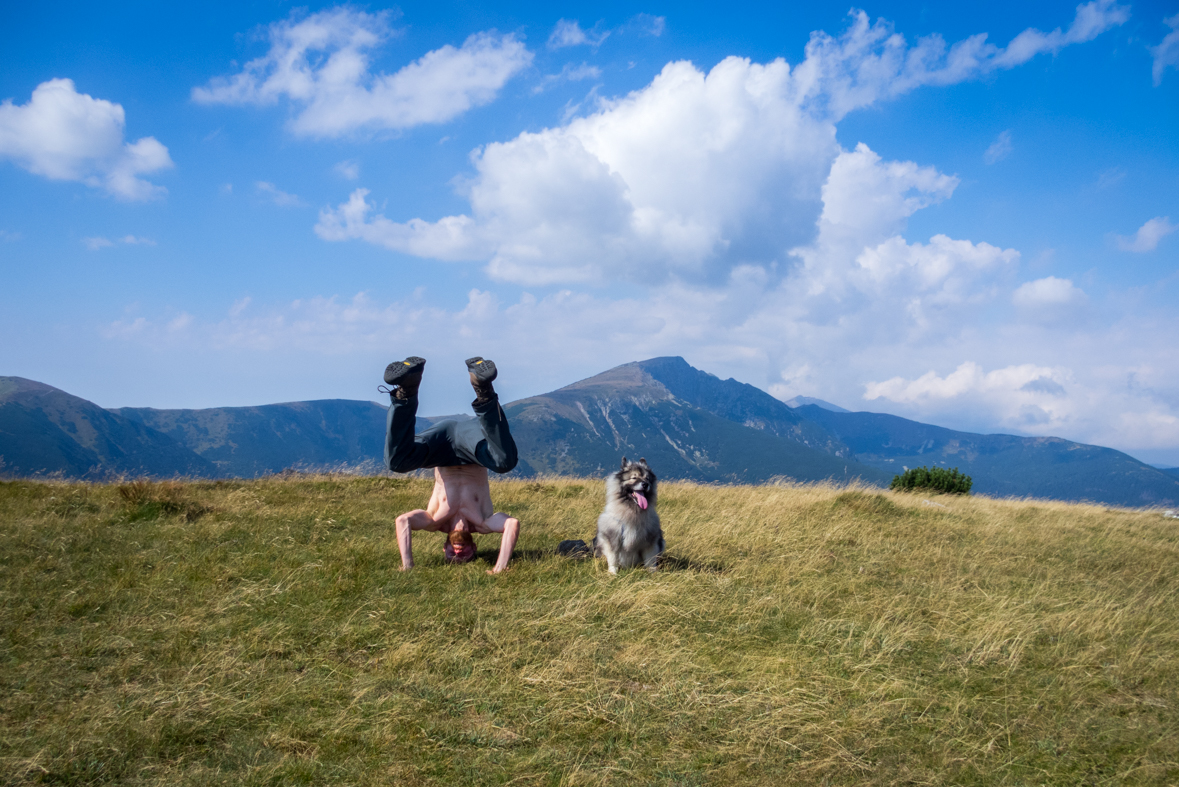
444;529;476;564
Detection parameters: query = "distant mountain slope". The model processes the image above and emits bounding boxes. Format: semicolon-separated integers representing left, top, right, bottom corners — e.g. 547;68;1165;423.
505;362;889;484
1160;467;1179;480
5;368;1176;504
0;377;215;479
785;396;850;413
794;405;1179;507
637;357;852;456
114;400;431;478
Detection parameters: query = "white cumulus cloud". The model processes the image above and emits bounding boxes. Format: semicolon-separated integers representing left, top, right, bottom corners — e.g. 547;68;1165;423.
866;361;1065;404
864;362;1082;430
317;5;1124;285
318;55;842;284
1116;216;1176;252
780;144;1018;344
1013;276;1087;307
0;78;172;200
192;7;533;138
860;356;1179;453
102;4;1179;460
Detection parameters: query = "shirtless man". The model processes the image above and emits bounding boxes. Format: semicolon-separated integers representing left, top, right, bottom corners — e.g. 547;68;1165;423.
383;356;520;574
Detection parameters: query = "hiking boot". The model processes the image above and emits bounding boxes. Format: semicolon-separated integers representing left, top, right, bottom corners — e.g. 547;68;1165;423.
384;356;425;400
465;357;497;404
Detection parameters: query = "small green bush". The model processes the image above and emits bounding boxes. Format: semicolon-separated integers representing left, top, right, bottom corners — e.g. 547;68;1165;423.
890;466;972;495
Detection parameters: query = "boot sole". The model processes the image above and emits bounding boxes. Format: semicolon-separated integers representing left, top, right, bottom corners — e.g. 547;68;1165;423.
384;356;426;385
465;357;497;384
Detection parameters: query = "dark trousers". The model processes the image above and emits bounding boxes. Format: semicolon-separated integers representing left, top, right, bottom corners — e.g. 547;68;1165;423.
384;394;519;474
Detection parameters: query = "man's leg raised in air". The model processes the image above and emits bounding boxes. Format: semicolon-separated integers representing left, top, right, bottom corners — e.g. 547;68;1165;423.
383;356;433;473
447;357;519;473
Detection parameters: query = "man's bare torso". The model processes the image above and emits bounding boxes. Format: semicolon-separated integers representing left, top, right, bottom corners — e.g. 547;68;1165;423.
425;465;494;534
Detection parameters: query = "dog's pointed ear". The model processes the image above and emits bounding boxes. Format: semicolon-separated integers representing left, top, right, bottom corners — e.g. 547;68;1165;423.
620;456;629;469
639;457;648;467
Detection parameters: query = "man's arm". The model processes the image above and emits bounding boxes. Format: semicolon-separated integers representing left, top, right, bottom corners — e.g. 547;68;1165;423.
477;512;520;574
395;509;438;570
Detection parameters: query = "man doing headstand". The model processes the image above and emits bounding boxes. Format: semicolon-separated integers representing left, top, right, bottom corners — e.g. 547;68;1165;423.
384;356;520;574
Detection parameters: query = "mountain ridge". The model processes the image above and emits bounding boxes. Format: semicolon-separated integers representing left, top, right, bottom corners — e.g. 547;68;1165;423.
0;376;216;479
113;400;434;478
503;360;892;484
795;404;1179;507
3;365;1178;506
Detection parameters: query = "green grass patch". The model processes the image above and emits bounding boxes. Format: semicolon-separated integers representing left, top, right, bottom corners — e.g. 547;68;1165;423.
1;477;1178;785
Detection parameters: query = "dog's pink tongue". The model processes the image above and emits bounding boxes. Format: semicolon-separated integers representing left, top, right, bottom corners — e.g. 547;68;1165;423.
632;492;648;510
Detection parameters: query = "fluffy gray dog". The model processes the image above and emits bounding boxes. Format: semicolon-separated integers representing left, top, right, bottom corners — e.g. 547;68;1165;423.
593;457;664;573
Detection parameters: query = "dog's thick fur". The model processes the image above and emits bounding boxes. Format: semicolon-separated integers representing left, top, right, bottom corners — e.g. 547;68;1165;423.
593;457;664;573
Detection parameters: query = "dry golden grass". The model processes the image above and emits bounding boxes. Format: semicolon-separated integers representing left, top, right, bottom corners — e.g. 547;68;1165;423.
1;475;1177;785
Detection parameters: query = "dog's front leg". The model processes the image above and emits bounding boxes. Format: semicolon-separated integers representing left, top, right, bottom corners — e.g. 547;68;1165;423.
598;539;620;574
640;543;662;573
605;546;620;574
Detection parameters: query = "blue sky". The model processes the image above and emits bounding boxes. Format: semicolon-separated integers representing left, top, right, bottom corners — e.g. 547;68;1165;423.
2;0;1178;464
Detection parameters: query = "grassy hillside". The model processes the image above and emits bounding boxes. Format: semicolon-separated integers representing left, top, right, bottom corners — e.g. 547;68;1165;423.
2;477;1178;785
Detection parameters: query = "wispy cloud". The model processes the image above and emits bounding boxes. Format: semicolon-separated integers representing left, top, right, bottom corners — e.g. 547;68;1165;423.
256;181;305;207
547;19;610;50
0;229;21;242
83;234;156;250
632;14;665;37
984;130;1013;164
1094;167;1125;190
1151;13;1179;86
0;79;172;200
82;236;114;251
334;159;360;180
800;0;1128;120
229;296;252;318
193;7;532;138
1115;216;1176;252
532;62;603;93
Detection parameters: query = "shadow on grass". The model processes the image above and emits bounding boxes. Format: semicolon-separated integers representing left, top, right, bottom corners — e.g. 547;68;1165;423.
545;541;727;574
658;552;727;574
473;547;553;565
470;540;728;574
